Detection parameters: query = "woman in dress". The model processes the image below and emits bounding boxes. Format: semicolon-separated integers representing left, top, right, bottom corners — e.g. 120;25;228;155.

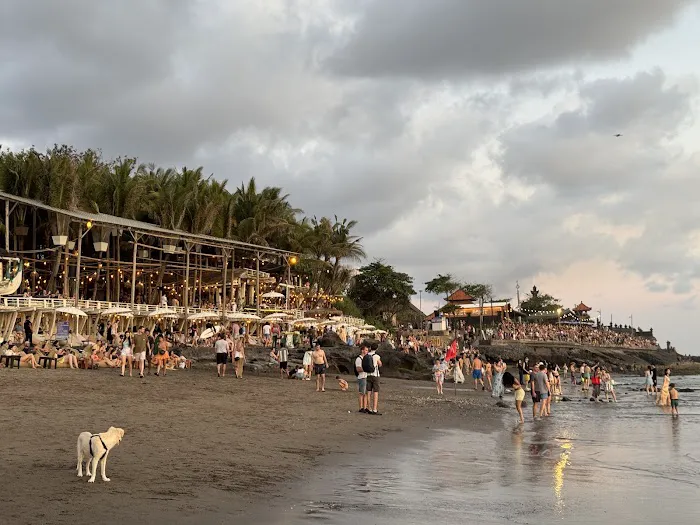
491;358;506;398
454;356;465;384
234;339;246;378
302;347;313;380
656;368;671;406
644;365;654;395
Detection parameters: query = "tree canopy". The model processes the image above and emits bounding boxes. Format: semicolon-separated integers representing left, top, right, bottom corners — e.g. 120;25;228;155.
520;285;561;312
348;261;416;323
424;273;460;299
0;144;364;296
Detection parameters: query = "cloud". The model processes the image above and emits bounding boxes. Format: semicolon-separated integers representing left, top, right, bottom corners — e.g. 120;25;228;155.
329;0;696;78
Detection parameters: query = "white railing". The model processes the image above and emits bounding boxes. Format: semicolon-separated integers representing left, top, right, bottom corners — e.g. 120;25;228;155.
0;296;304;319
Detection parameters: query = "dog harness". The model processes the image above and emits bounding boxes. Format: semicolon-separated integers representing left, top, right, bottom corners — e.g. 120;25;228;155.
89;434;109;461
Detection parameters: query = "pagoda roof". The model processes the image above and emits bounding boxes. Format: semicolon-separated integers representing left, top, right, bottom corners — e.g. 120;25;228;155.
573;302;591;312
446;289;475;303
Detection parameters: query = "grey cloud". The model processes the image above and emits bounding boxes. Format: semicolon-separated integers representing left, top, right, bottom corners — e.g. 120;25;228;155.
329;0;696;78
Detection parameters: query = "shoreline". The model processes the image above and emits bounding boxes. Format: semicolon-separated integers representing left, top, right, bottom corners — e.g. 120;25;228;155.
0;367;503;524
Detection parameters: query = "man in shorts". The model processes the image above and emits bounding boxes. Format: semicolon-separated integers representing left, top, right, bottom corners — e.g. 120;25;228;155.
312;343;328;392
366;343;382;415
133;326;148;378
215;332;229;377
278;345;289;379
472;355;484;390
355;344;369;413
530;363;550;418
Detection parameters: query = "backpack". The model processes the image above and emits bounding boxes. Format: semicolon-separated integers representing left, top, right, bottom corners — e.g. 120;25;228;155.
354;355;362;377
362;353;375;374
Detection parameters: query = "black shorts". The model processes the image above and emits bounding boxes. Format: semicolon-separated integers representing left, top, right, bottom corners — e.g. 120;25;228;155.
280;361;288;370
367;375;380;393
313;364;326;375
532;392;542;403
216;353;228;365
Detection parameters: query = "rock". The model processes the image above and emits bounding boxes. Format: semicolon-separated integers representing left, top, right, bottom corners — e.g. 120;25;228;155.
319;332;345;347
561;396;571;402
678;388;695;393
495;401;510;408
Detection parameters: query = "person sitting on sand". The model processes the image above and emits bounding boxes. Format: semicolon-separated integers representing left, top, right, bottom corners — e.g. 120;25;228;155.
57;347;79;369
11;344;39;368
336;376;348;391
669;383;679;416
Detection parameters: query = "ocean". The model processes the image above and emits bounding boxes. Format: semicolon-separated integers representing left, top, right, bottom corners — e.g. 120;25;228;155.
256;375;700;524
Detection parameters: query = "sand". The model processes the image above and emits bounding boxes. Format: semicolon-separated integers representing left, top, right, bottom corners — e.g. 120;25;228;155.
0;366;500;525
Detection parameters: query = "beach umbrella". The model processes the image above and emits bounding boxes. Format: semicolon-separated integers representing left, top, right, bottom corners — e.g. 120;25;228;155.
227;312;261;321
263;312;290;320
187;311;219;321
360;324;375;330
148;308;179;318
99;306;133;317
261;291;285;299
55;306;87;317
373;329;387;335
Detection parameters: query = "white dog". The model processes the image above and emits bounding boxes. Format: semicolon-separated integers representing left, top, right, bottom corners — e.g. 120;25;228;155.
76;426;125;482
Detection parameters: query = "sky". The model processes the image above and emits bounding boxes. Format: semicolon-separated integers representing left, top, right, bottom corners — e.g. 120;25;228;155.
1;0;699;353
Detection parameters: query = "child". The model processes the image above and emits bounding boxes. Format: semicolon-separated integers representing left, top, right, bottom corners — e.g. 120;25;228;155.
433;359;445;395
669;383;679;416
336;376;348;391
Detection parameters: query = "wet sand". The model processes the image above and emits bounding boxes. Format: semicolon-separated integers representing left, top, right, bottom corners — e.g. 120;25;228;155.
0;367;498;525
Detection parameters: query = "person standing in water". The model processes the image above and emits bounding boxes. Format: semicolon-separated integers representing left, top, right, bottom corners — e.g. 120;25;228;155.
669;383;679;416
491;358;506;398
644;365;654;395
503;372;525;423
656;368;671;406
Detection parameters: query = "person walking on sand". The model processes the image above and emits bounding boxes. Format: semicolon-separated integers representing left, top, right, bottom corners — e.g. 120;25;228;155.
433;358;446;395
472;355;484;390
120;330;133;377
669;383;679;416
312;343;328;392
233;338;245;378
302;347;313;381
215;332;228;377
355;344;369;413
485;361;493;391
133;326;148;378
365;343;382;415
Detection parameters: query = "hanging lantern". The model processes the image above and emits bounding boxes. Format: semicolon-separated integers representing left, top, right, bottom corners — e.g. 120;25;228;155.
67;240;76;250
52;235;68;246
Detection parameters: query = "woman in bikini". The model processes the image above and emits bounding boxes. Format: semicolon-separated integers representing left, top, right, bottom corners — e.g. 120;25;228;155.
503;372;526;423
155;335;170;376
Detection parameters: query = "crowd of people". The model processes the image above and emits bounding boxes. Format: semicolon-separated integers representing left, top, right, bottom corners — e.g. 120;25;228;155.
494;319;657;349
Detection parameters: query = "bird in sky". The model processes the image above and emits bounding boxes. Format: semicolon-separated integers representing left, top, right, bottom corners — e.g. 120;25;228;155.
614;133;623;137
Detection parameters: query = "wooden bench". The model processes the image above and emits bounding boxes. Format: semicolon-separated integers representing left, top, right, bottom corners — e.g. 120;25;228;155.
1;355;21;369
38;356;58;369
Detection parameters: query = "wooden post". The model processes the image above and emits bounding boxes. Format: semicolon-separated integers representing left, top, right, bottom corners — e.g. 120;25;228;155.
184;243;191;322
130;234;139;307
222;249;229;316
74;224;83;306
285;260;291;311
255;252;261;317
4;200;9;252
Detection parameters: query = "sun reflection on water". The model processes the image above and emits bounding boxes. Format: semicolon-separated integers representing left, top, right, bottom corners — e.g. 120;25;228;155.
553;442;572;509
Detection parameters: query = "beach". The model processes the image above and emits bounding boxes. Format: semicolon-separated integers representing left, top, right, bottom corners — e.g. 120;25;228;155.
0;366;495;525
2;367;698;525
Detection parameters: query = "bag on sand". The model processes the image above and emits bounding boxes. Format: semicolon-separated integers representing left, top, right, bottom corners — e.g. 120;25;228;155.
362;353;375;374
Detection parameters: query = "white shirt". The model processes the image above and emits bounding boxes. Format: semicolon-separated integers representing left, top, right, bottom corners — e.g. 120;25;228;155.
355;356;367;379
263;325;271;336
279;348;288;362
369;352;381;377
215;339;228;354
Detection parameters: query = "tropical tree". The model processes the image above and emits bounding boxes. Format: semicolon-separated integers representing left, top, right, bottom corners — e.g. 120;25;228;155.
520;285;561;312
425;273;460;302
348;260;415;325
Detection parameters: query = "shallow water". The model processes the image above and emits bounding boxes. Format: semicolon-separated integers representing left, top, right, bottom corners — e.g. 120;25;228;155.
259;375;700;524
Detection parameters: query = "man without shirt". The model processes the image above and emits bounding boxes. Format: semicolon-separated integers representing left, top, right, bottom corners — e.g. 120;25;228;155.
355;344;369;413
312;343;328;392
366;343;382;415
